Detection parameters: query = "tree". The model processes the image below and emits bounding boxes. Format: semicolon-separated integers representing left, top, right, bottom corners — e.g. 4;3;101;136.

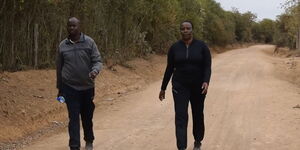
275;0;300;49
252;19;276;43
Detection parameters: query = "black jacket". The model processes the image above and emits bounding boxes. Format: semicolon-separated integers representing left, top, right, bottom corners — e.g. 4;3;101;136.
161;39;212;90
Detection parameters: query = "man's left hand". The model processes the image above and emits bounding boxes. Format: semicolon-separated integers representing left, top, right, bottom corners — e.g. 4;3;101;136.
201;82;209;94
89;70;98;79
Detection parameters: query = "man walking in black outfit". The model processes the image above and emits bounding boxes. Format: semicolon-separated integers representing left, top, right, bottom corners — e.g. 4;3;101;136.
56;17;102;150
159;21;212;150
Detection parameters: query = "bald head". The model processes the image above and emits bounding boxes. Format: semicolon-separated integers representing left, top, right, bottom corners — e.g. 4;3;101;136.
68;17;80;25
67;17;81;37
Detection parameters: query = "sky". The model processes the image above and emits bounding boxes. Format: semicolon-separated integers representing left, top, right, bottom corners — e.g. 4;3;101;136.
214;0;286;21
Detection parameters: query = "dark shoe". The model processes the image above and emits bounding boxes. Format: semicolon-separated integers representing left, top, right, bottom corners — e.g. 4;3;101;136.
193;141;201;150
70;147;80;150
85;142;93;150
178;149;186;150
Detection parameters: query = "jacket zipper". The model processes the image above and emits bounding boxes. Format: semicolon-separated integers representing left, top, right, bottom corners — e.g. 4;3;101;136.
186;45;189;59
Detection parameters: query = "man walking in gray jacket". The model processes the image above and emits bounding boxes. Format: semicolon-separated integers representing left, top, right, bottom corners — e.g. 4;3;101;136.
56;17;102;150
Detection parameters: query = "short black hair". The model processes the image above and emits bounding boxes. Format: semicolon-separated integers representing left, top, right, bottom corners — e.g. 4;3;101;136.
180;20;193;29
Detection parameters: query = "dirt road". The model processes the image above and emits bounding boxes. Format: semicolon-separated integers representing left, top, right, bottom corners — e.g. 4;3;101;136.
22;45;300;150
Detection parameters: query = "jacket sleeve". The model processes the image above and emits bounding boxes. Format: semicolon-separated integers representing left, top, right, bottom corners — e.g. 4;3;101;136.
91;41;103;74
202;43;212;84
56;47;63;90
161;46;175;90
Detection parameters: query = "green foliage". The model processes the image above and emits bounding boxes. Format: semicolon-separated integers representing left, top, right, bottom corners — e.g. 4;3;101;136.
231;10;257;42
0;0;282;71
201;0;232;45
252;19;276;43
273;1;300;48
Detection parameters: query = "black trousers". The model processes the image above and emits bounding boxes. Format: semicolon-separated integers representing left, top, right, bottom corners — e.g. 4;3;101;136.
172;80;206;149
62;84;95;148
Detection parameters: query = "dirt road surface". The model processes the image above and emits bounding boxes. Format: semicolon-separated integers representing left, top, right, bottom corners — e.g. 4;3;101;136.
22;45;300;150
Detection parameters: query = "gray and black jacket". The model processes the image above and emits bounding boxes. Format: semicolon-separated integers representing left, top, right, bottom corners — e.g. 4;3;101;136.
56;33;102;91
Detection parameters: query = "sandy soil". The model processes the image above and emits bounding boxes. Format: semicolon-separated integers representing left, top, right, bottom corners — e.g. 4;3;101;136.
1;45;300;150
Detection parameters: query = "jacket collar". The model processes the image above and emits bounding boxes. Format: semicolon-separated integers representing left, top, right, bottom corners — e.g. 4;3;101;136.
180;38;196;46
66;33;85;44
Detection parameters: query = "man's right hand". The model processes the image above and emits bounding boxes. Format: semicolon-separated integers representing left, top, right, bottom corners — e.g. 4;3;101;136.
159;90;165;101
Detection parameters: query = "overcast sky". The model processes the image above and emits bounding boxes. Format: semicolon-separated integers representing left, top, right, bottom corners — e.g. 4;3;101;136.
214;0;286;21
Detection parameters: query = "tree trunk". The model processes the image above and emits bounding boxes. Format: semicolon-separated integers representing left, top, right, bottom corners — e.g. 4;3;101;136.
27;19;32;66
0;26;4;70
34;23;38;69
59;24;63;42
296;28;300;51
0;0;6;15
10;0;15;69
46;41;50;64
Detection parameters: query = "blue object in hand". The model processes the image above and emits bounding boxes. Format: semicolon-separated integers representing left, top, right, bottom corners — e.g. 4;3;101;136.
56;96;65;103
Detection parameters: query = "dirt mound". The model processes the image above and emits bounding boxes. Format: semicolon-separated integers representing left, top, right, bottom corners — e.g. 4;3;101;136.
273;56;300;87
269;47;300;86
210;43;255;54
273;47;300;57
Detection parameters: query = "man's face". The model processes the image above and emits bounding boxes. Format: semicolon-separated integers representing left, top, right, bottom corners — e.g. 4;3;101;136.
67;20;80;36
180;22;193;40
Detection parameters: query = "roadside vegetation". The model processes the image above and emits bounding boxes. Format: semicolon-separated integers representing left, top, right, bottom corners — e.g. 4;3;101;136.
0;0;299;71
